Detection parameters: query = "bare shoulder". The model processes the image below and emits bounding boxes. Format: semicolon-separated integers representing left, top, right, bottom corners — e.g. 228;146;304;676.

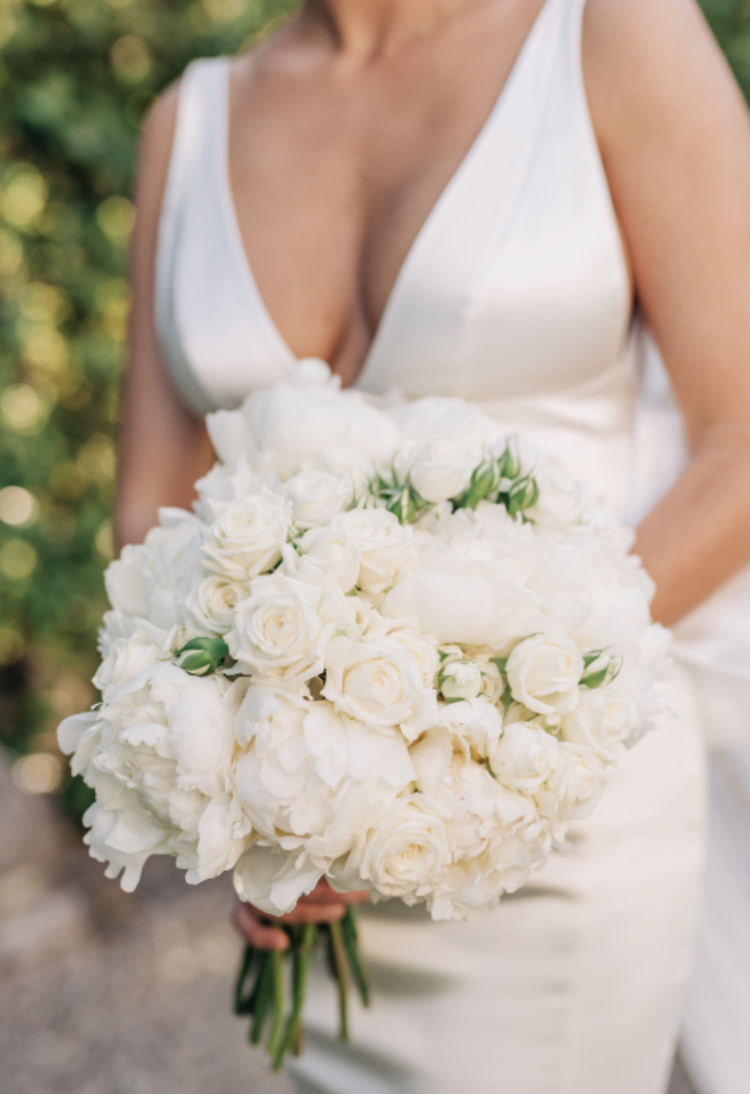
582;0;748;151
135;79;180;202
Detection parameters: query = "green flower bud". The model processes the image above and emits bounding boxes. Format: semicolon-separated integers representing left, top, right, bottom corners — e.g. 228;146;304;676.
507;475;539;518
496;442;521;481
455;461;500;510
177;636;229;676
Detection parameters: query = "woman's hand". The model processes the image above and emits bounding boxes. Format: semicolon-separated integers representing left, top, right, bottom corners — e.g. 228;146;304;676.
231;880;370;952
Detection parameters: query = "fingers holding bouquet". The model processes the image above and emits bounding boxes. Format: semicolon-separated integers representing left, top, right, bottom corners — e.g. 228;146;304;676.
232;881;370;951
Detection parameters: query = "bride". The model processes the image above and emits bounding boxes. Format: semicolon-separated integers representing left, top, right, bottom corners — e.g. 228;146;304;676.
117;0;750;1091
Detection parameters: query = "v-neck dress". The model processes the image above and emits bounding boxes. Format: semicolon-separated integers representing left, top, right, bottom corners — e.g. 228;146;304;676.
154;1;708;1091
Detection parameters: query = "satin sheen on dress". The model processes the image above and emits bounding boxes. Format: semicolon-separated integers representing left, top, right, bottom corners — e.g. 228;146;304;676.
155;1;708;1091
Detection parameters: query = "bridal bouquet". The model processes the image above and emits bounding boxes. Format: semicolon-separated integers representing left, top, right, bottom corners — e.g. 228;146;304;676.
58;360;668;1066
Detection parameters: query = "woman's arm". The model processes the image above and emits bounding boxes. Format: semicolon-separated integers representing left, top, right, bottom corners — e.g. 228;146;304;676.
116;84;214;549
584;0;750;625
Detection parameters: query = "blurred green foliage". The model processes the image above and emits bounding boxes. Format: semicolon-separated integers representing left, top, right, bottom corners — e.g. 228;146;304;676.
0;0;294;813
0;0;748;813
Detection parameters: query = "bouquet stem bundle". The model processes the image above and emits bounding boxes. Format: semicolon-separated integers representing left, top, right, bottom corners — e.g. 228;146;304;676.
234;907;369;1070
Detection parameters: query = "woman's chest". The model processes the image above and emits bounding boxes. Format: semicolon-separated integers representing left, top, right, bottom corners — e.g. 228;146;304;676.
159;0;632;413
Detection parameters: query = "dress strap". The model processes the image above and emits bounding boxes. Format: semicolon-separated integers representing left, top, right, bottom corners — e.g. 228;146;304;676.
155;58;230;415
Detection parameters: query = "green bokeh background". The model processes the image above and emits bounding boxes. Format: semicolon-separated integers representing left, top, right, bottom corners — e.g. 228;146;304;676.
0;0;748;813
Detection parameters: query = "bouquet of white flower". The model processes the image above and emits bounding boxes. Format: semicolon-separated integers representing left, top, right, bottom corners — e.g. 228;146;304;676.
58;360;669;1067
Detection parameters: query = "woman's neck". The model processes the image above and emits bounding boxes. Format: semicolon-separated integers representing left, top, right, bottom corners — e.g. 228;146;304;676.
300;0;483;58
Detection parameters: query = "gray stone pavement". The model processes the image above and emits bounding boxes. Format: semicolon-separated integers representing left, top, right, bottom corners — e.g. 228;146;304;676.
0;754;699;1094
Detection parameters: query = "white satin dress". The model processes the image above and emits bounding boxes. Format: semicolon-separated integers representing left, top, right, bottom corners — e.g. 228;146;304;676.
154;1;711;1091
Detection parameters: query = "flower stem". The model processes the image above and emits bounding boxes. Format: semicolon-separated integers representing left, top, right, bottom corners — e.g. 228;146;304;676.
249;952;273;1045
272;924;317;1070
341;907;370;1008
267;949;286;1059
233;944;256;1015
328;919;350;1042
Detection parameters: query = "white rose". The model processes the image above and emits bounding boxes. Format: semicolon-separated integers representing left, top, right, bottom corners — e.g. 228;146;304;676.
475;656;504;704
323;634;438;742
439;659;483;702
408;437;476;503
561;689;638;760
347;796;452;901
227;573;332;687
186;575;248;636
506;634;583;715
202;491;291;579
489;722;559;793
334;509;415;593
536;744;607;833
383;569;536;647
296;526;362;592
529;463;588;528
285;470;352;530
372;619;440;689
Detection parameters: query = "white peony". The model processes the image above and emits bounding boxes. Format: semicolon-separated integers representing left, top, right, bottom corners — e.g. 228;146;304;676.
241;359;400;478
234;843;326;917
489;722;559;793
202;491;291;579
323;634;438;742
384;569;537;647
333;508;416;594
95;627;180;705
193;457;268;516
506;634;583;716
57;665;248;890
105;510;204;631
284;470;353;530
234;685;413;848
438;698;503;758
389;396;498;454
310;445;375;495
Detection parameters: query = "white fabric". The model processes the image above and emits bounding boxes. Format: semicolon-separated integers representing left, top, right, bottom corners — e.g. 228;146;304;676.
155;0;713;1090
680;748;750;1094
